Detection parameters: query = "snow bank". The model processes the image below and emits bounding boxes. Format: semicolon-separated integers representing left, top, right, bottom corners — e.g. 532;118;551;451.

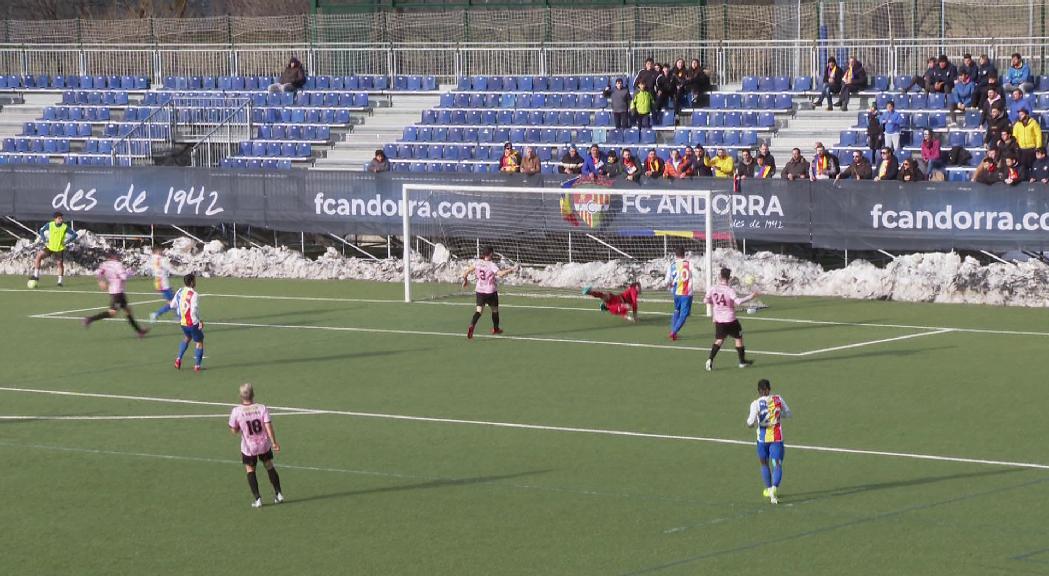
2;231;1047;307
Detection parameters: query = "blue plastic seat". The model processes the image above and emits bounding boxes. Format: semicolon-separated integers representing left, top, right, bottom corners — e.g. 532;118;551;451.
533;76;548;91
966;131;983;148
623;128;640;144
741;112;758;128
448;128;464;142
774;76;791;92
550;77;565;91
742;76;759;91
948;131;965;147
927;93;946;110
759;76;775;92
839;131;856;146
758;112;776;128
873;75;890;92
710;93;727;109
540;128;556;143
775;94;792;110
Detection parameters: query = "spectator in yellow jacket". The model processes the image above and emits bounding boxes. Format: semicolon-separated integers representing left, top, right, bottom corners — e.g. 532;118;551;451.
1012;108;1042;169
710;148;735;178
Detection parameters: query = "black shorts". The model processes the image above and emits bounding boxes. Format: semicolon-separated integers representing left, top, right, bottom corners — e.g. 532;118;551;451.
715;320;743;340
109;293;129;310
43;248;64;260
242;450;274;467
475;292;499;308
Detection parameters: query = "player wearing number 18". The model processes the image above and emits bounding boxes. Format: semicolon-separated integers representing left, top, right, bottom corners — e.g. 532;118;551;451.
703;267;758;370
461;246;518;339
229;383;284;509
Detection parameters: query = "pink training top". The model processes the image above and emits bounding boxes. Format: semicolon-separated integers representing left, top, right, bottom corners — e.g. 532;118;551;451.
703;283;740;323
97;259;128;295
229;403;272;456
474;260;500;294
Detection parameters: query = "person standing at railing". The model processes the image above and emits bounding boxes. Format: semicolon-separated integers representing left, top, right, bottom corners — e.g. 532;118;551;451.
367;149;390;173
267;57;306;94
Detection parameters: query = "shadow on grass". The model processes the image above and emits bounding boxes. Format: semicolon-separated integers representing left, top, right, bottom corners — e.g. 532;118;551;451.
768;345;955;367
282;468;554;505
785;466;1026;505
213;348;429;371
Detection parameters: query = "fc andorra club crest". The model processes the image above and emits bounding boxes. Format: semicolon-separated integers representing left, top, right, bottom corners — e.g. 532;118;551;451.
560;182;615;229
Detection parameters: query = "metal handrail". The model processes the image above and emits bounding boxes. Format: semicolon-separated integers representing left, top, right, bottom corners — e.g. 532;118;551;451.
189;99;252;168
109;100;174;167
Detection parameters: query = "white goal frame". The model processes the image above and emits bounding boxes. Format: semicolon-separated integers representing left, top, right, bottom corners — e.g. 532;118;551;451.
401;183;715;306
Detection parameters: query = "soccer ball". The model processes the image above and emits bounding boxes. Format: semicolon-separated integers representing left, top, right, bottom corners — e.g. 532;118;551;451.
27;279;38;289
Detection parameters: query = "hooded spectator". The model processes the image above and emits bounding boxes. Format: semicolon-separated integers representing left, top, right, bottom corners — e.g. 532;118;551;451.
643;148;665;179
582;144;607;177
609;78;632;130
897;158;924;182
710;147;735;178
835;57;867;112
810;142;840;179
559;145;583;174
734;149;757;178
1004;53;1034;94
268;56;306;93
781;147;810;180
367;149;390;173
814;56;844;110
836;150;873;180
521;146;541;176
1028;147;1049;183
873;147;899;181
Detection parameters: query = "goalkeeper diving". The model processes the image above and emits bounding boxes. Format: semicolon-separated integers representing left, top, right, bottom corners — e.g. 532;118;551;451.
583;282;641;322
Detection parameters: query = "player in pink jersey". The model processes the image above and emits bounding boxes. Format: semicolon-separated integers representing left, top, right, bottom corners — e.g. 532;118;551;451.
703;267;757;371
461;246;518;339
229;383;284;508
82;251;148;336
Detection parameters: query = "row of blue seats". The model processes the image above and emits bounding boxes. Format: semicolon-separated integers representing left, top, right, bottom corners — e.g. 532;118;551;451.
864;75;1049;94
707;93;793;110
65;156;134;166
672;130;762;147
61;91;130;106
384;143;741;162
162;75;390;91
221;158;294;169
22;121;170;139
455;75;620;93
389;160;562;174
0;75;149;90
691;111;777;128
42;106;111;121
238;141;313;158
0;154;53;165
143;90;369;108
418;109;675;128
257;125;332;141
251;108;354;125
740;76;812;92
3;138;72;154
439;92;608;110
831;146;986;169
403;126;654;145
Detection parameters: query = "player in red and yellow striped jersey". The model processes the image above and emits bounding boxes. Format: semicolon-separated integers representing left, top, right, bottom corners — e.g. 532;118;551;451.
746;379;792;504
170;273;205;372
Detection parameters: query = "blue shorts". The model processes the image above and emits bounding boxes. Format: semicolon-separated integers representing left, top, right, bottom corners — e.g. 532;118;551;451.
757;441;785;461
159;288;174;300
181;325;204;342
673;295;693;316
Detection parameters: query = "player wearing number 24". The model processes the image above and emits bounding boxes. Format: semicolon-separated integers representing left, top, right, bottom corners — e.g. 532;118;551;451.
229;383;285;508
461;246;519;339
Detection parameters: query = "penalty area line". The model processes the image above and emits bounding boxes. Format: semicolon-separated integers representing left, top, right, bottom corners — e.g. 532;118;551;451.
30;298;166;318
1;386;1047;472
0;411;319;422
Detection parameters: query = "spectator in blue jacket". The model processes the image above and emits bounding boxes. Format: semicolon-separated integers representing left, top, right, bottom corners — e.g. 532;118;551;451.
879;101;904;151
1003;53;1034;94
582;144;607;177
949;70;975;125
1007;88;1033;123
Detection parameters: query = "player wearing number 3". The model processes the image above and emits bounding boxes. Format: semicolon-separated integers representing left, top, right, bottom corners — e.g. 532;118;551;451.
704;267;758;370
229;383;284;508
462;246;518;339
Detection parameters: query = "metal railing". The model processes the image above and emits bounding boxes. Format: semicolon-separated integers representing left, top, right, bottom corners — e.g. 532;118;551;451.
2;39;1049;89
189;99;253;168
110;101;175;167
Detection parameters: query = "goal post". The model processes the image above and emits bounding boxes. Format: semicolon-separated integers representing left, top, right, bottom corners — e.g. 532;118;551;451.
400;182;732;309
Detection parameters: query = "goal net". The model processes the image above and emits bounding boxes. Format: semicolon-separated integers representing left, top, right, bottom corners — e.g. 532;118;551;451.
400;183;736;308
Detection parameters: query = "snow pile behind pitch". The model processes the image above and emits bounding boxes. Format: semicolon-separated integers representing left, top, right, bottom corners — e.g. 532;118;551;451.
2;232;1047;306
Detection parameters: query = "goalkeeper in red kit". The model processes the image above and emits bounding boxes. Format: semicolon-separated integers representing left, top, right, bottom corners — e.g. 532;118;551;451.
583;282;640;322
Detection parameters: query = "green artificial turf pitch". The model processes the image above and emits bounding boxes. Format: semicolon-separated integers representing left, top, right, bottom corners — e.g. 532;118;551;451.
1;275;1047;575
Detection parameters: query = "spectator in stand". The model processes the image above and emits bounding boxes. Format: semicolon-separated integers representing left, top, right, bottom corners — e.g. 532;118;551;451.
982;87;1005;125
928;55;957;93
643;148;665;179
499;142;522;173
672;59;690;108
972;54;998;109
781;147;810;180
1012;108;1042;169
367;149;390;173
958;53;978;82
679;146;697;177
735;149;757;178
634;58;660;93
814;56;844;110
1007;88;1033;123
949;70;975;126
866;102;884;157
899;57;937;93
521;146;541;176
582;144;606;177
710;147;735;178
604;151;621;178
687;59;712;108
757;142;776;172
609;78;632;130
836;150;873;180
997;128;1021;160
1003;53;1035;95
559;145;583;175
873;147;899;181
664;149;690;179
268;56;307;93
810;142;840;179
622;149;641;182
655;64;674;112
879;101;904;151
693;146;714;177
1003;155;1026;185
972;153;1001;184
897;157;924;182
631;81;655;129
918;130;943;176
1028;147;1049;183
835;57;868;112
985;108;1010;147
755;154;775;178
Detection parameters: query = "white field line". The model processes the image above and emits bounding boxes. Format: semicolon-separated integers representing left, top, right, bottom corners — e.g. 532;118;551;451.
2;386;1047;471
30;315;803;357
7;287;1049;337
0;411;316;421
30;298;166;318
794;328;954;356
